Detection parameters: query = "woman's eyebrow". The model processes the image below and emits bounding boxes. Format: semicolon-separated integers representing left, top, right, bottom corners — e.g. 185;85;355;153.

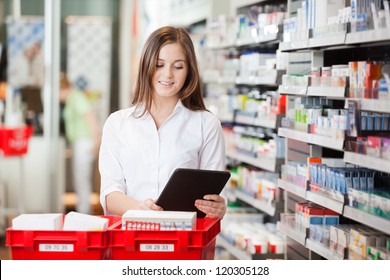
157;58;186;63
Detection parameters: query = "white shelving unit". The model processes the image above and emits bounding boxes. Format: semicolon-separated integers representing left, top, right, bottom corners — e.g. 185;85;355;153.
277;2;390;259
279;40;308;52
234;189;277;216
278;179;345;214
344;152;390;174
357;99;390;113
202;0;288;260
216;235;252;260
308;33;346;48
226;149;282;172
277;85;307;96
235;114;281;129
226;187;278;216
277;179;306;199
276;221;306;246
345;28;390;44
216;234;285;260
305;239;345;260
343;206;390;236
306;86;346;99
278;128;344;151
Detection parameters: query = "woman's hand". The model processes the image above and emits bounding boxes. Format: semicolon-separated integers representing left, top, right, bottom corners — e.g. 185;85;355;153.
195;194;226;219
140;198;163;211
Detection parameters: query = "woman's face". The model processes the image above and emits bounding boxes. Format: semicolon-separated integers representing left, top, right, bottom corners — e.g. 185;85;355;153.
152;43;188;100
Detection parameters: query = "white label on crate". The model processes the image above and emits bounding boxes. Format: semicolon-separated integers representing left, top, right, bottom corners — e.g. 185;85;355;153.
140;244;174;252
39;244;74;252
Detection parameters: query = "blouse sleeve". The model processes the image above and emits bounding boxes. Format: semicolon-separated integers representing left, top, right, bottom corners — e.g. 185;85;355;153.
199;112;226;171
98;113;127;214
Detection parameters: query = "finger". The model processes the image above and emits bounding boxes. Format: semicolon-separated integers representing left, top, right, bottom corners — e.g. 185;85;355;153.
149;199;163;211
195;200;225;219
203;194;224;202
147;198;163;211
142;198;163;211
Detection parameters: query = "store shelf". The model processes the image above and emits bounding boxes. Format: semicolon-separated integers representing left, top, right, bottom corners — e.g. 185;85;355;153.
234;189;276;216
216;235;284;260
308;33;346;48
307;86;346;99
278;85;307;96
167;1;211;27
277;179;306;199
216;235;252;260
236;33;280;47
305;191;344;214
357;98;390;113
344;152;390;174
279;40;309;52
226;149;282;172
278;179;345;213
225;188;237;203
343;206;390;235
305;239;344;260
346;28;390;45
236;69;281;86
278;128;344;151
230;0;268;11
235;114;281;129
276;221;306;246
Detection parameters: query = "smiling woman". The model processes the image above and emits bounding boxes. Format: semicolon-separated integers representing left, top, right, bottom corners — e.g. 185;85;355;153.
151;43;188;128
98;26;228;219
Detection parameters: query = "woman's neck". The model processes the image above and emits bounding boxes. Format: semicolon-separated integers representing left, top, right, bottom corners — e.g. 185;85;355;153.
150;96;179;129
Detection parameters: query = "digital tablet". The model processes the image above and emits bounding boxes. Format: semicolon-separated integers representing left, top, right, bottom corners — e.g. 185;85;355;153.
156;168;231;218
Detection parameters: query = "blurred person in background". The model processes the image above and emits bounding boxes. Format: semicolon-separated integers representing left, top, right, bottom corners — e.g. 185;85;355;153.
60;73;100;214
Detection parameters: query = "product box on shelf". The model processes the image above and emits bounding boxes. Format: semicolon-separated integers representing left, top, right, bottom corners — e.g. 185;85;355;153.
349;227;387;259
309;224;331;247
367;245;388;260
329;225;351;258
369;190;390;220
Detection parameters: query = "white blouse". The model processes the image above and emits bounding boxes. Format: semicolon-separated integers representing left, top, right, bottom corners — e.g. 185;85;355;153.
99;100;226;214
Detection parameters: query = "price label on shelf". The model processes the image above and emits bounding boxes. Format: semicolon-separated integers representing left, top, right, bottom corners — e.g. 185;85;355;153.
39;244;74;252
140;244;174;252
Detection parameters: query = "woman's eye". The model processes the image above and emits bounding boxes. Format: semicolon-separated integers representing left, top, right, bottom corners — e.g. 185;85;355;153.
174;66;183;70
156;64;164;68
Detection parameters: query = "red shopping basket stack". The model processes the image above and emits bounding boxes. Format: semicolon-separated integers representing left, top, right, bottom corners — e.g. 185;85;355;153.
108;217;221;260
5;215;121;260
0;125;33;157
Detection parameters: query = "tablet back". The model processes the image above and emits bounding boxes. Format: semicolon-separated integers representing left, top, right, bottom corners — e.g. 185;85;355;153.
156;168;231;218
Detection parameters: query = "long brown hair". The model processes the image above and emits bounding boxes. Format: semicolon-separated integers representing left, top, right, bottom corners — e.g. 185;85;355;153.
131;26;205;117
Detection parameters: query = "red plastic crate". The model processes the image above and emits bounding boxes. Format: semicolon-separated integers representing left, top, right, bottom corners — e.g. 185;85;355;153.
0;126;33;157
108;217;221;260
5;215;120;260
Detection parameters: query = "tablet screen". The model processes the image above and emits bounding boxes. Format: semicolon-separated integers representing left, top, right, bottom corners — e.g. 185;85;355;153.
156;168;231;217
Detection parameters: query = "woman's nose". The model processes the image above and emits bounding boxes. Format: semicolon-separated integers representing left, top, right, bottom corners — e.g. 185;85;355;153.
162;66;173;78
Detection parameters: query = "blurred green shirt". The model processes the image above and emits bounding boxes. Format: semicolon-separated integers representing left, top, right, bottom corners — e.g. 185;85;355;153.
63;89;93;143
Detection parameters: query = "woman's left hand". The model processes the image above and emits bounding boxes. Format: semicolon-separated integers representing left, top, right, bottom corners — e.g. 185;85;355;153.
195;194;226;219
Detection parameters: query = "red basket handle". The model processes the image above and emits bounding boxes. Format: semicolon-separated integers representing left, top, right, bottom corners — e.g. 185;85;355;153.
27;231;90;250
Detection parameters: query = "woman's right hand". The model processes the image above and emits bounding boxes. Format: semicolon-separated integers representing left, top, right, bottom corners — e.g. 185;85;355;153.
140;198;163;211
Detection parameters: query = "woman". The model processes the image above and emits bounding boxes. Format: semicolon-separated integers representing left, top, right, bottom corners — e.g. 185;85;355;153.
99;26;226;219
